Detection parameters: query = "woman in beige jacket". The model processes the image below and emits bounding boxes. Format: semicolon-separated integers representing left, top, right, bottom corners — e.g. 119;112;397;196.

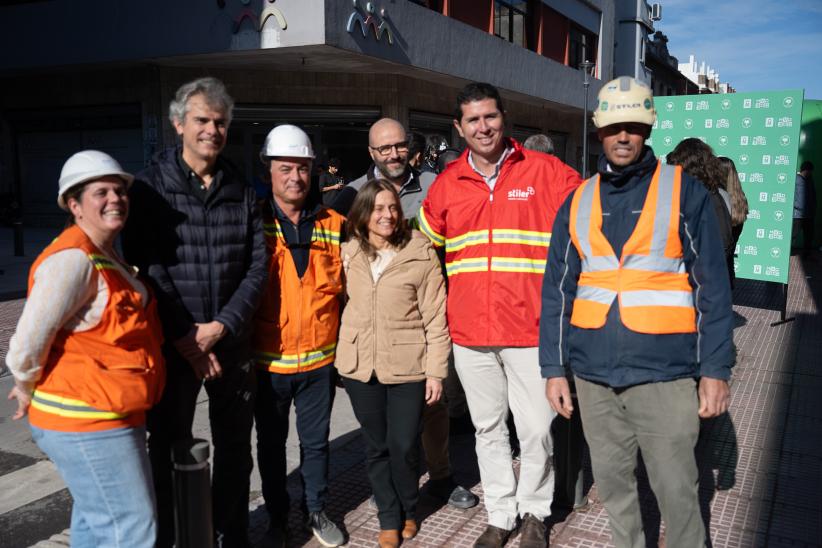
335;179;450;548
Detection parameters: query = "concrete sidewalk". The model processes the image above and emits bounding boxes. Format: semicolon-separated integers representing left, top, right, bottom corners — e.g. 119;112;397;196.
5;241;821;546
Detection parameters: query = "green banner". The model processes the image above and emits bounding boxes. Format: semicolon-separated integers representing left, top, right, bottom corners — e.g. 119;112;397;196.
649;90;805;284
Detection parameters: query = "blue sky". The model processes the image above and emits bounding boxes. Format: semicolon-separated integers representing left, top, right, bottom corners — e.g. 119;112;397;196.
655;0;822;99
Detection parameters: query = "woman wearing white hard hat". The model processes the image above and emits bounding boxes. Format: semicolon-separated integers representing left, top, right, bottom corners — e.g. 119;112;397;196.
6;150;166;547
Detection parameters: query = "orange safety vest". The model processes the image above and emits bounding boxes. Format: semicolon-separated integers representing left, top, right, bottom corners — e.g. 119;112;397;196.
252;207;344;374
27;225;166;432
568;162;697;334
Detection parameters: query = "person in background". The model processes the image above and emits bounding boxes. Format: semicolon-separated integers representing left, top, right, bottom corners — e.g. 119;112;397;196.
6;150;165;548
252;124;346;548
436;148;461;173
793;161;816;254
336;179;450;548
123;77;267;548
424;134;449;173
408;131;428;171
319;157;345;207
419;81;581;548
667;138;734;284
717;156;749;250
542;76;733;548
523;134;555;156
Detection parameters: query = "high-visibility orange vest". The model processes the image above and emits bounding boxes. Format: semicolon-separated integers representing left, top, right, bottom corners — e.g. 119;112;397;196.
252;207;344;374
27;225;166;432
568;162;697;334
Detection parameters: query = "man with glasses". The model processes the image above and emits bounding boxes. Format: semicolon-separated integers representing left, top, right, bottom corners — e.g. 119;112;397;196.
331;118;436;218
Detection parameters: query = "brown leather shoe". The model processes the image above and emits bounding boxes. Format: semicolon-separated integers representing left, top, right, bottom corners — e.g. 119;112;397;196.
474;524;513;548
518;513;547;548
378;529;400;548
401;519;418;539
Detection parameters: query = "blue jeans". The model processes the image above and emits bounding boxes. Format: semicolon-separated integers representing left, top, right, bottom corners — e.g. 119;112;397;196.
254;365;335;522
30;425;156;548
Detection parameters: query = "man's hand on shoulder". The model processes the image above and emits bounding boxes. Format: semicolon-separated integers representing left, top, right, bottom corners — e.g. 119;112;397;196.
698;377;730;418
546;377;574;419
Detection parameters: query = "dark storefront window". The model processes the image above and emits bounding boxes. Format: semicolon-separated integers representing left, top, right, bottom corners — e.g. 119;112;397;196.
568;24;597;70
494;1;528;47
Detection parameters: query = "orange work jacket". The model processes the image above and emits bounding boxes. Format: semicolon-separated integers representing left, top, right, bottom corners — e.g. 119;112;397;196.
28;225;165;432
568;162;697;334
252;207;344;374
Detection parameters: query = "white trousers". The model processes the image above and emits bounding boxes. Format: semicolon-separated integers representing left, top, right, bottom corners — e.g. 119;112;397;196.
453;344;555;530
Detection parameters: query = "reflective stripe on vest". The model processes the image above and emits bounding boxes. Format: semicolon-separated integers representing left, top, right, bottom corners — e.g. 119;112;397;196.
254;342;337;371
569;162;696;334
31;390;128;420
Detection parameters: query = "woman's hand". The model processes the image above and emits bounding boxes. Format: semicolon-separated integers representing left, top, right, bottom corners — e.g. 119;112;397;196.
8;380;34;420
425;378;443;406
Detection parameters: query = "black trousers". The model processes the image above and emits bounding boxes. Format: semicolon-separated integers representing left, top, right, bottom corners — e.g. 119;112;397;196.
343;377;426;530
147;353;256;548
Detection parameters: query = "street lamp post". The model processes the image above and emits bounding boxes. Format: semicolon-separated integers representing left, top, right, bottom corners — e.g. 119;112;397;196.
579;60;595;178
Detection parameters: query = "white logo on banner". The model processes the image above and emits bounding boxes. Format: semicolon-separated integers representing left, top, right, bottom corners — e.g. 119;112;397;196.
718;136;729;146
741;136;750;146
778;117;793;127
742;117;753;128
759;193;768;203
750;173;764;183
777;173;788;183
744;99;753;109
753;264;762;274
768;230;784;240
780;135;791;146
772;192;786;203
783;97;794;108
756;228;765;238
762;155;772;165
685;101;694;111
748;209;760;220
717;118;730;128
697;100;710;111
743;245;757;256
755;98;770;108
684;119;694;129
661;120;673;129
664;136;673;146
753;136;767;146
666;101;675;111
775;155;789;166
739;172;747;182
774;211;785;222
705;119;713;128
721;99;732;110
765;117;775;128
739;154;750;165
766;266;780;277
770;247;781;258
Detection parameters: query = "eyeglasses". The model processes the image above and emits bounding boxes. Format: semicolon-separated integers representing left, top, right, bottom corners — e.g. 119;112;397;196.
369;141;409;156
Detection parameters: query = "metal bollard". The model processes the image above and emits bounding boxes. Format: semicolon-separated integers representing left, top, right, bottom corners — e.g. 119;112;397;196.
172;439;214;548
13;222;24;257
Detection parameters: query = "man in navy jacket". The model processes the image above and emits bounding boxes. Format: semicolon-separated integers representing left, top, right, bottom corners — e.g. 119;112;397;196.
539;77;733;547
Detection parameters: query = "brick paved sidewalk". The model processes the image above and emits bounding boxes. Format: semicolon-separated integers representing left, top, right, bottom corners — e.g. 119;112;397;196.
244;253;822;548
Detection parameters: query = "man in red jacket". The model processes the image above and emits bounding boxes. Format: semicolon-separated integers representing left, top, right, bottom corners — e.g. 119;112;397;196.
418;82;581;548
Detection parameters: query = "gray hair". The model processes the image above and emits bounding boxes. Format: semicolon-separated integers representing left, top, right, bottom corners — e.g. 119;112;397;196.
168;77;234;126
523;134;555;155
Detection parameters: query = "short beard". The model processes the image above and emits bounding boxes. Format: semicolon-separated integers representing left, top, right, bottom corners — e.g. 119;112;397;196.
376;161;407;180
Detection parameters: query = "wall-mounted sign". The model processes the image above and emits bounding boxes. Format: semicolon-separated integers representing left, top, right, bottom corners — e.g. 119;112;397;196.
649;90;805;284
347;0;393;45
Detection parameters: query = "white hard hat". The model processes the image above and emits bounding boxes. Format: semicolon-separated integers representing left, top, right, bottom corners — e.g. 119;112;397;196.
57;150;134;210
592;76;656;129
260;124;315;163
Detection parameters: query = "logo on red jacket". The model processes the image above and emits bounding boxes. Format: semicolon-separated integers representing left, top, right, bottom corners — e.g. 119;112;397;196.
507;186;535;201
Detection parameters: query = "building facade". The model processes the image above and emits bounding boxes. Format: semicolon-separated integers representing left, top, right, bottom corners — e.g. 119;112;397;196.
0;0;614;225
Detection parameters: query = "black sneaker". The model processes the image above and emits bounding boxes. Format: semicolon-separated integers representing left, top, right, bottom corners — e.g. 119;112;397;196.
306;510;345;547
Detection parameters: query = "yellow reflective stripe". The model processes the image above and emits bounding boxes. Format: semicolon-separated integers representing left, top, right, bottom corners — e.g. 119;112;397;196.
445;257;488;276
445;230;490;253
88;254;117;271
490;256;547;274
262;222;280;237
31;390;127;420
492;229;551;247
417;209;445;247
312;227;341;246
255;343;337;369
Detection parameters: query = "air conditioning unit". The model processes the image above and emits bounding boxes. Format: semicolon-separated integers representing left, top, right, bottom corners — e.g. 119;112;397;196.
650;3;663;21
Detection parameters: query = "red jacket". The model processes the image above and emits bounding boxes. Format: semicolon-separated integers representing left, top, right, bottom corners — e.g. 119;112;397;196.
418;139;581;346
